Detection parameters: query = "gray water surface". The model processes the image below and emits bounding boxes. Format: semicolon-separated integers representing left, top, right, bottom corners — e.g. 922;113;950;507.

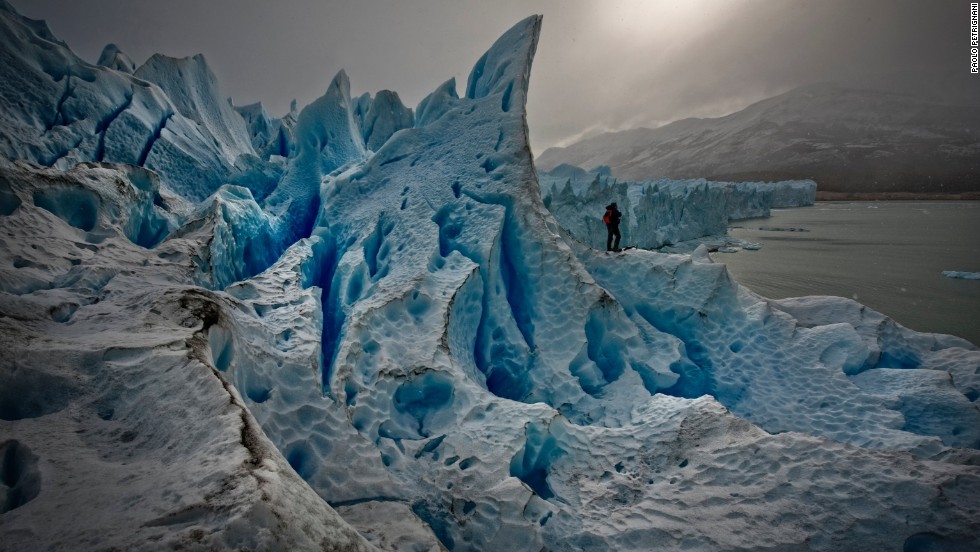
719;201;980;346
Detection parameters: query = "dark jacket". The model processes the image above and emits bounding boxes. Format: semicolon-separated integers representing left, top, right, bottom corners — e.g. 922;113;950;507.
604;203;622;226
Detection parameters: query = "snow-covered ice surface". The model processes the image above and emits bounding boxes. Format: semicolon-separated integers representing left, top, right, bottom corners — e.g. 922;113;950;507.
0;163;375;551
541;166;816;250
1;4;979;551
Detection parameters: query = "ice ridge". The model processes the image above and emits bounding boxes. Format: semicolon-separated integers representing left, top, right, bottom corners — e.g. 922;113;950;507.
415;78;459;128
261;69;367;250
96;43;136;74
354;89;415;152
134;53;256;161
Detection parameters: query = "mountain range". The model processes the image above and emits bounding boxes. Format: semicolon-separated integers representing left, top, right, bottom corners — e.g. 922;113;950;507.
536;83;980;194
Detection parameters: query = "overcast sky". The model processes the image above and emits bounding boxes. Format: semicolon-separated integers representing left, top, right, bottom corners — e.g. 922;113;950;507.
12;0;977;154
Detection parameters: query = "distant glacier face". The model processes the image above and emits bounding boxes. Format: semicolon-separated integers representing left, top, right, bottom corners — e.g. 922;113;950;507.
540;165;817;250
0;3;978;551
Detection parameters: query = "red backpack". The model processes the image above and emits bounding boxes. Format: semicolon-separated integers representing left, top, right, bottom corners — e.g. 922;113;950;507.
603;208;612;224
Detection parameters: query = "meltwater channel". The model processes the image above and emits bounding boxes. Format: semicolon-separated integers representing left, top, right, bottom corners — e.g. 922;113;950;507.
719;201;980;347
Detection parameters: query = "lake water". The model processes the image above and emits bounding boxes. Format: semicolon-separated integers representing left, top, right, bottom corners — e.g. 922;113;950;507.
719;201;980;346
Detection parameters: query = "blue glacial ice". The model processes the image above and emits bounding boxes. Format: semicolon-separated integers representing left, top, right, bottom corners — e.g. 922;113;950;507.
354;89;415;152
541;165;817;250
1;3;979;551
234;100;295;160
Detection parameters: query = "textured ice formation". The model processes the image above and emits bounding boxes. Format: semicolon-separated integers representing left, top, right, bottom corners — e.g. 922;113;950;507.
0;163;375;550
157;185;278;290
354;90;415;152
234;101;295;160
262;70;367;249
541;167;816;249
415;78;460;128
1;4;979;552
943;271;980;280
234;102;274;151
96;43;136;74
0;2;276;203
134;53;255;161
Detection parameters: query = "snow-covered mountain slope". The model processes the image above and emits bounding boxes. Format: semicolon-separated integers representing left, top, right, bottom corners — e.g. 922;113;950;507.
536;83;980;193
1;3;979;551
541;166;816;249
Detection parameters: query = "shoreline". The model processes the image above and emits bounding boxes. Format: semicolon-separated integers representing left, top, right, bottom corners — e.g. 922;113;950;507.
815;191;980;201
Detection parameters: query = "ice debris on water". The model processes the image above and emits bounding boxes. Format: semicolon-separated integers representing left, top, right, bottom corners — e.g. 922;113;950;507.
758;226;811;232
942;271;980;280
1;3;979;551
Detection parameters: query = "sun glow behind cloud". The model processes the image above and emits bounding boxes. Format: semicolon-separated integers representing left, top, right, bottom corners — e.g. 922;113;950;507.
526;0;755;150
596;0;743;47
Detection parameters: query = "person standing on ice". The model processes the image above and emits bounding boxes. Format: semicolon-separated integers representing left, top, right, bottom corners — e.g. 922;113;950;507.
603;202;622;251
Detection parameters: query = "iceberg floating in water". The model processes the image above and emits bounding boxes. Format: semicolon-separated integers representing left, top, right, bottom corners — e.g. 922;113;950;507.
1;4;979;551
943;271;980;280
758;226;811;232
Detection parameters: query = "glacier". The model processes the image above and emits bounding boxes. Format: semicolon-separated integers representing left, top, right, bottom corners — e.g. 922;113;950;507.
541;164;817;250
1;3;979;551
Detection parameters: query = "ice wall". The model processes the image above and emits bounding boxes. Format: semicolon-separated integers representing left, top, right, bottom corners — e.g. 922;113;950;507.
541;167;816;249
